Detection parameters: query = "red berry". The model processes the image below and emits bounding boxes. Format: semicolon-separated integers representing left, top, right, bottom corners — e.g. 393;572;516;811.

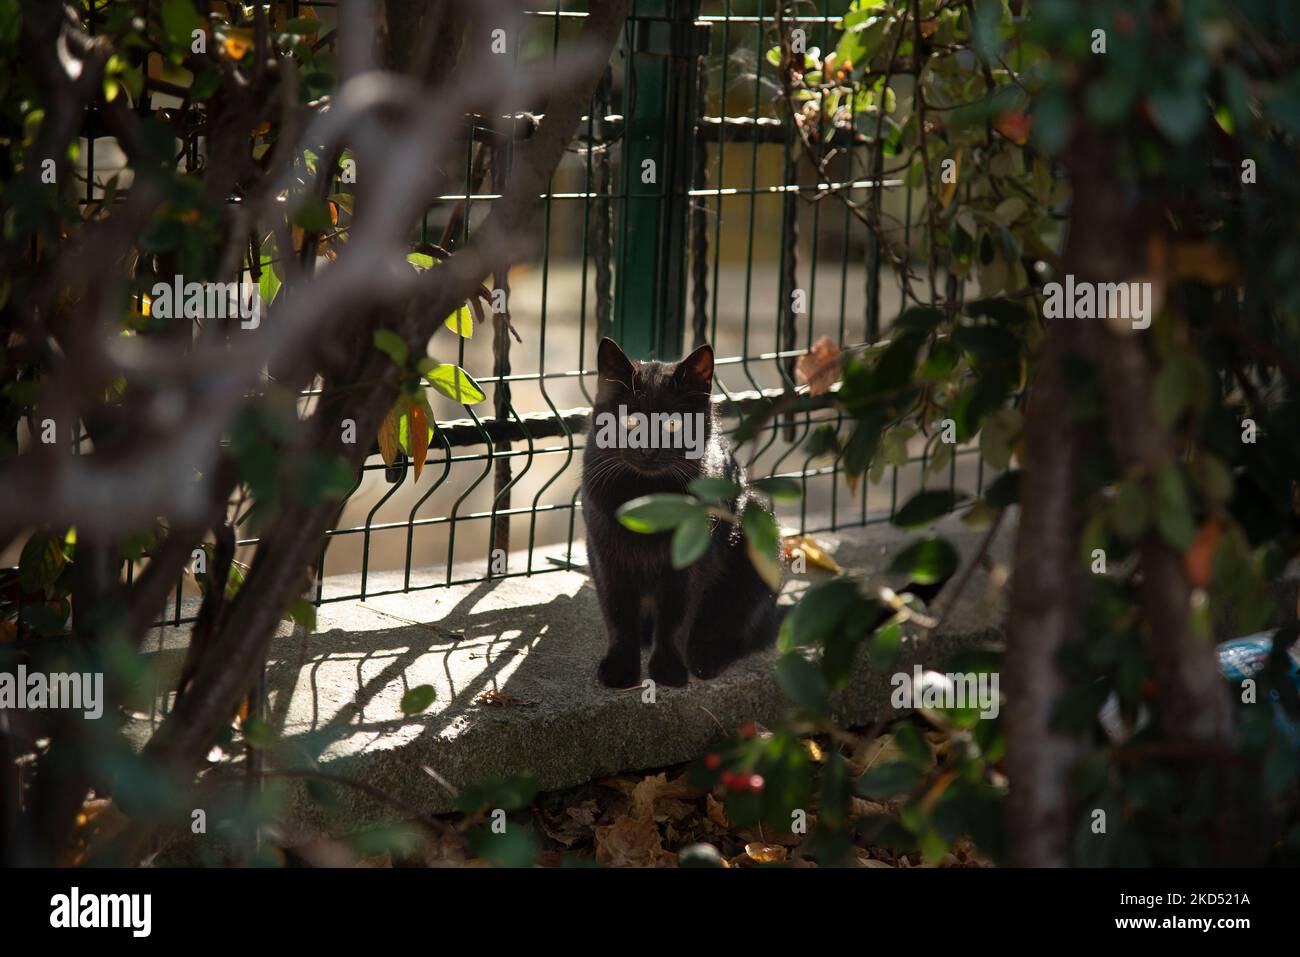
720;770;736;788
738;722;757;738
1115;12;1136;37
704;753;721;771
748;774;765;793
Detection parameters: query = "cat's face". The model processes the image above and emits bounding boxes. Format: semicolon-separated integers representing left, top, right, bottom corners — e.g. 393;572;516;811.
587;337;714;481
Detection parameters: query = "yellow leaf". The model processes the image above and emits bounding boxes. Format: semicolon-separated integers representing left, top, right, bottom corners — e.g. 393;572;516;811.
781;534;843;573
409;403;430;481
444;303;473;338
378;405;400;466
744;842;788;864
940;148;962;208
224;31;252;60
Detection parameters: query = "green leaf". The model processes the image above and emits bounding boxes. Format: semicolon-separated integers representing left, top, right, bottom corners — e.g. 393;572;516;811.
892;306;945;337
444;303;473;338
285;597;317;632
888;537;959;585
18;532;65;593
424;364;486;404
742;503;783;591
783;579;861;650
992;196;1028;226
892;489;966;530
978;407;1022;470
1153;354;1207;429
1149;88;1206;144
400;684;437;715
161;0;200;48
855;761;923;799
891;723;933;765
804;423;842;458
372;329;408;368
752;476;802;504
671;511;712;568
869;620;903;666
258;245;281;308
1111;480;1149;540
455;775;537;815
0;0;20;46
292;196;333;233
469;827;536;868
617;494;701;533
879;425;915;467
688;476;741;502
1154;465;1195;550
775;653;830;712
842;418;881;476
242;718;274;749
284;17;322;34
983;470;1021;508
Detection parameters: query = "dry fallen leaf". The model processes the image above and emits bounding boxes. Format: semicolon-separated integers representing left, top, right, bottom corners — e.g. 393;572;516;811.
848;796;891;822
745;842;788;864
853;851;895;868
378;405;400;467
1184;518;1223;588
706;793;730;831
795;336;842;396
594;812;667;867
847;731;922;776
781;533;843;573
537;800;599;848
993;111;1033;145
476;689;533;707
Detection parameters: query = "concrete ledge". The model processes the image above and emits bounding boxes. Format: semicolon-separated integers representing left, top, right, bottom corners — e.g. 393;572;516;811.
133;517;1013;829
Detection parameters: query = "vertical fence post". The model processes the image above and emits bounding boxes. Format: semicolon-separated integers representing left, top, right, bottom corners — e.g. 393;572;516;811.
612;0;706;361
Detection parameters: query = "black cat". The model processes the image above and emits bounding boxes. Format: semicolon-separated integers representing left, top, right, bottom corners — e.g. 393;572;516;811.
582;337;780;687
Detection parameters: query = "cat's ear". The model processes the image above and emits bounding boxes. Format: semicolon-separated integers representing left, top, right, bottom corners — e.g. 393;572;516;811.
675;343;714;394
597;337;637;392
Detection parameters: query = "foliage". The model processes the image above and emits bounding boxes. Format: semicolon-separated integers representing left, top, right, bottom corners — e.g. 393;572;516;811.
624;0;1300;866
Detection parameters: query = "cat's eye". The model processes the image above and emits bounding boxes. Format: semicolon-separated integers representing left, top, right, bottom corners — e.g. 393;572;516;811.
662;417;681;433
622;414;639;431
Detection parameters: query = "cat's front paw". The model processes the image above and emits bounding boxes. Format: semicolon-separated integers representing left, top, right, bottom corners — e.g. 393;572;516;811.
688;646;730;680
647;652;689;687
597;651;640;688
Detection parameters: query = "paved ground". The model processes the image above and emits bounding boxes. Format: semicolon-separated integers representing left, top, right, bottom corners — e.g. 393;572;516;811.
132;515;1012;832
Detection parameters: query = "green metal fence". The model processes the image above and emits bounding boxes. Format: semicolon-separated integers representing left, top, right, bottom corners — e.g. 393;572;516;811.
55;1;988;631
